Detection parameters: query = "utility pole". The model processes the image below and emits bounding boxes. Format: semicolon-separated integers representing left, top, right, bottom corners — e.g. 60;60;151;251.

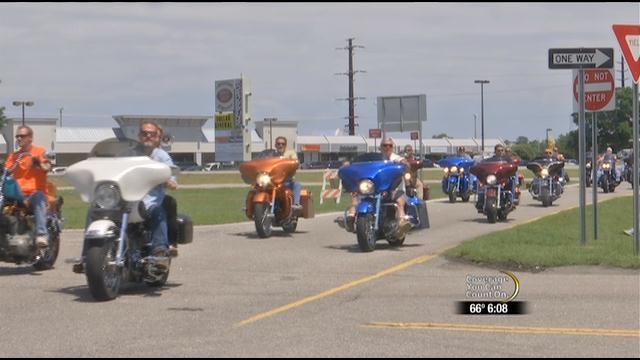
59;107;63;127
617;53;627;88
336;38;366;135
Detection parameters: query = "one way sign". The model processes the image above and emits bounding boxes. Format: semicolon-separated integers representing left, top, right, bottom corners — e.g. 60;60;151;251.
548;48;614;69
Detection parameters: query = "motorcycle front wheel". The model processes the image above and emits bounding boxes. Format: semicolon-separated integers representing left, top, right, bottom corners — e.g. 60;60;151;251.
85;242;121;301
254;203;273;238
33;231;60;271
485;198;498;224
356;214;376;252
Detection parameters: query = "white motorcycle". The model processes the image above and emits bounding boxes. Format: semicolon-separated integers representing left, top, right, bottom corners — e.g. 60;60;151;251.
65;138;192;301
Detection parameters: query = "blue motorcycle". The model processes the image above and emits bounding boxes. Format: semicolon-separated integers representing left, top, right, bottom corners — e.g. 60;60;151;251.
438;156;477;203
338;153;429;252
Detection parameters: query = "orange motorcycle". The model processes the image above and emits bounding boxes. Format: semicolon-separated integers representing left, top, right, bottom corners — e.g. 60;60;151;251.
239;150;314;238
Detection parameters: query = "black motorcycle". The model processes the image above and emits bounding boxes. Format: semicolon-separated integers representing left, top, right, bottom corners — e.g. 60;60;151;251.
0;161;63;271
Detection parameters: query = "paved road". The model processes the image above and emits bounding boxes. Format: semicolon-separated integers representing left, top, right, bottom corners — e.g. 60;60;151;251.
0;184;638;357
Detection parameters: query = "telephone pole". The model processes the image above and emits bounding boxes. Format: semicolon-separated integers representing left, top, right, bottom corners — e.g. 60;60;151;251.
617;53;628;88
336;38;366;135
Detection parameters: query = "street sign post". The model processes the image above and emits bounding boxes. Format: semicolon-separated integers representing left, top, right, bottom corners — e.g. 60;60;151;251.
572;69;616;112
613;24;640;255
548;47;615;247
548;48;614;69
369;128;381;150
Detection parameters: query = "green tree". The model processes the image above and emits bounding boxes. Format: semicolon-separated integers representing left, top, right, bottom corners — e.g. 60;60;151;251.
432;133;450;139
570;87;633;153
0;106;6;130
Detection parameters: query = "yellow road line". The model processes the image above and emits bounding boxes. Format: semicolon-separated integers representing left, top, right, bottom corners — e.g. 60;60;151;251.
236;254;437;327
364;322;640;338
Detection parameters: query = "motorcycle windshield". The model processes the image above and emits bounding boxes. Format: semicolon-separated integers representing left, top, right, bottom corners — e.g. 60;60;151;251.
65;138;173;203
239;157;298;185
339;161;406;193
528;158;564;176
470;160;519;183
438;156;475;170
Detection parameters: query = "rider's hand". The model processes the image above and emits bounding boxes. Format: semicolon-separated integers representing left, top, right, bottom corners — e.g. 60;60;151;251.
166;179;178;190
31;155;40;168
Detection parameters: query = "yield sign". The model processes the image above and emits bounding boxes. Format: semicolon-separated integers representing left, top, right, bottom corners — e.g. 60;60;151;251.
613;24;640;83
572;69;616;112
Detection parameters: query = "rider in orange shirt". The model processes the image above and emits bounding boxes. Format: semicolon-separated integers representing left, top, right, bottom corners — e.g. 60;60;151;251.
5;125;52;248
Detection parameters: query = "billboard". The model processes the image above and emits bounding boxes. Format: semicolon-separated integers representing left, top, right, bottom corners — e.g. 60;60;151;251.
376;94;427;133
215;78;251;161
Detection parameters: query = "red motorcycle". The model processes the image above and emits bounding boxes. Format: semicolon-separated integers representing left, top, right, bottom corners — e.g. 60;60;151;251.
470;158;520;223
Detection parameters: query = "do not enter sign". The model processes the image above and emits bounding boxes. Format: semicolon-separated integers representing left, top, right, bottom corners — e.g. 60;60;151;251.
572;68;615;112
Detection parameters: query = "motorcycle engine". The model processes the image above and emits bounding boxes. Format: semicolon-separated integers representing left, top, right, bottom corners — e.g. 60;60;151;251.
7;234;34;257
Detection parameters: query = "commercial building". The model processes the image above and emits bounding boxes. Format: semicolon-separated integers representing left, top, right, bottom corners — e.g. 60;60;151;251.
3;116;504;166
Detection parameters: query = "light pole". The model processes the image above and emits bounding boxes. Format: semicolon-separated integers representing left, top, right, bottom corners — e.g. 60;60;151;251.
265;117;278;149
59;107;63;127
12;101;34;126
473;113;478;139
474;80;490;153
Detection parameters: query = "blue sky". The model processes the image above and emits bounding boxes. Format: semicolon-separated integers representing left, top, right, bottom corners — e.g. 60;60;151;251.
0;3;637;142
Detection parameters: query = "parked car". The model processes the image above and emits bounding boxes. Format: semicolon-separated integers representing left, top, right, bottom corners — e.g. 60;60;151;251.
422;159;436;168
175;161;200;171
51;166;67;175
202;162;221;171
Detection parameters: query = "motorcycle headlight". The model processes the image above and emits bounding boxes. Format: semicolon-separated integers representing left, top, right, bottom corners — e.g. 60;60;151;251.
443;168;449;174
450;166;458;174
358;179;375;195
603;163;611;169
94;184;121;209
256;173;272;187
459;167;464;173
486;175;497;185
541;168;549;178
404;172;412;181
586;163;592;169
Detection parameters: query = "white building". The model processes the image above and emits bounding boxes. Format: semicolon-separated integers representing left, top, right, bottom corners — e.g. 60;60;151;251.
1;116;505;166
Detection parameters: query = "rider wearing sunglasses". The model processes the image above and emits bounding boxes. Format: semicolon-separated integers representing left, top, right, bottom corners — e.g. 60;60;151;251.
274;136;303;213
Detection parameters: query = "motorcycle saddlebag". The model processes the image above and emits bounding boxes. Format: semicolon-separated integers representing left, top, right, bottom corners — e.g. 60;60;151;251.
300;189;315;219
176;213;193;245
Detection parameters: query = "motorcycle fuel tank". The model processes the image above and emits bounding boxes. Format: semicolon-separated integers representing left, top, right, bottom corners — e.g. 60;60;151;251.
339;161;406;193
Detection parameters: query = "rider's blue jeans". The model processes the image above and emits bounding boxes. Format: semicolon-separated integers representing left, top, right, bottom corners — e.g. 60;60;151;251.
146;204;169;254
27;191;48;236
286;179;302;205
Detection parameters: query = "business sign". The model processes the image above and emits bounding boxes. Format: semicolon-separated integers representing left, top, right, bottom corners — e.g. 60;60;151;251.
302;144;321;152
548;48;614;69
339;145;358;153
613;24;640;84
572;68;616;112
215;78;251;161
369;128;382;138
377;94;427;133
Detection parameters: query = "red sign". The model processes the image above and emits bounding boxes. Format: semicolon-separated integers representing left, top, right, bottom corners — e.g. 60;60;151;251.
410;131;419;140
369;128;382;138
613;24;640;84
572;69;615;112
302;144;320;152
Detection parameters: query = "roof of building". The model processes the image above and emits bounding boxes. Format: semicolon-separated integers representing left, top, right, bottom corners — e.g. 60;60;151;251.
56;127;116;143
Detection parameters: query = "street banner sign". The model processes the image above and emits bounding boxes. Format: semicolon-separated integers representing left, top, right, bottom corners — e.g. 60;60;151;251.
612;24;640;84
548;48;614;69
410;131;419;140
572;68;616;112
369;128;382;138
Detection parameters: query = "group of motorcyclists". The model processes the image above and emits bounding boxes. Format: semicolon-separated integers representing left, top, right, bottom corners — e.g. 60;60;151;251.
1;121;633;298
